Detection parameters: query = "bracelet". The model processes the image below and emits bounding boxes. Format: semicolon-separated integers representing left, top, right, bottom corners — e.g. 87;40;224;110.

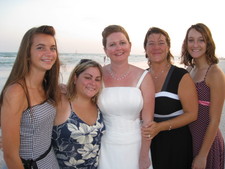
168;121;172;131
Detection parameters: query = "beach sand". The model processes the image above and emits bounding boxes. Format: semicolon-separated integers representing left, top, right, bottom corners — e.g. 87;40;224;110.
0;61;224;168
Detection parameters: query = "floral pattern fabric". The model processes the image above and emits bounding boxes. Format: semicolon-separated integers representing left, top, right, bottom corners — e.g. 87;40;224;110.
52;110;105;169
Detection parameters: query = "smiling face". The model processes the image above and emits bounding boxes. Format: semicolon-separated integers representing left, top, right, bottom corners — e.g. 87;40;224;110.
187;28;206;59
74;67;102;99
104;32;131;63
30;33;57;72
145;33;169;64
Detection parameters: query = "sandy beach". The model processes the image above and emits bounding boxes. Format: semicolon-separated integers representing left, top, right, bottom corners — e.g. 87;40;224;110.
0;60;225;168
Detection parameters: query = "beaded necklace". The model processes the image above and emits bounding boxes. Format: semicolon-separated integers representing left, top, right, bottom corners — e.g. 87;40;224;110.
108;66;130;81
149;64;170;79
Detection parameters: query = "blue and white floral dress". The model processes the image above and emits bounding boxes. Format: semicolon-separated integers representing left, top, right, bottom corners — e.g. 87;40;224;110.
52;104;105;169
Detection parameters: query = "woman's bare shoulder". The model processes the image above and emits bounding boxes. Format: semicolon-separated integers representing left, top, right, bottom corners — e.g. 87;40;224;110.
2;83;28;115
207;64;225;83
4;83;26;100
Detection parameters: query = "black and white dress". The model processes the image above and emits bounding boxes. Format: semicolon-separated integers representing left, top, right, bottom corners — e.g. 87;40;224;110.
19;101;60;169
151;65;193;169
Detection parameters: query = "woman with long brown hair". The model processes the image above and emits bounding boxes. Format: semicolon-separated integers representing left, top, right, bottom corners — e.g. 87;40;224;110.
0;25;60;169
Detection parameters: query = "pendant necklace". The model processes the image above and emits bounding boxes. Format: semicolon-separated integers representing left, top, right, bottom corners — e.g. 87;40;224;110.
108;66;130;81
150;64;170;79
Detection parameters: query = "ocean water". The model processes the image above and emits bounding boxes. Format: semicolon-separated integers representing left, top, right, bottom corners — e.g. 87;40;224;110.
0;52;148;91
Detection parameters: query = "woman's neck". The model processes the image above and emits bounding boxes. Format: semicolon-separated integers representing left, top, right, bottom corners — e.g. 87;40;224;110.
107;63;130;81
194;57;209;69
72;95;93;105
150;61;170;71
149;61;171;80
109;61;129;72
25;71;45;89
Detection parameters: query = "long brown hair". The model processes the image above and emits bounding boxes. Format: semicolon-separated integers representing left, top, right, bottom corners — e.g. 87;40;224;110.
181;23;218;67
0;25;60;110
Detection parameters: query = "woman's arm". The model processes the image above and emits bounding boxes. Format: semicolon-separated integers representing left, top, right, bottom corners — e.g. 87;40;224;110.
1;84;27;169
54;93;70;126
168;73;198;129
139;72;155;169
192;66;225;169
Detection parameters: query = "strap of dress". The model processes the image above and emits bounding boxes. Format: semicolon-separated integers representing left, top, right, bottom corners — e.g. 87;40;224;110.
17;80;31;108
204;64;212;81
69;102;73;111
136;70;148;88
17;79;34;120
161;65;174;91
102;81;105;88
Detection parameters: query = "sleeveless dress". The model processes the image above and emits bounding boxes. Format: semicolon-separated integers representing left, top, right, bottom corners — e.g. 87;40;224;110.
97;70;150;169
189;65;225;169
2;83;59;169
151;65;193;169
52;104;105;169
16;101;59;169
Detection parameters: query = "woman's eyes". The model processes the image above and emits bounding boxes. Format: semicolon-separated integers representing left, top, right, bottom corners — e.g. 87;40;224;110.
36;46;57;51
109;41;127;47
188;39;205;43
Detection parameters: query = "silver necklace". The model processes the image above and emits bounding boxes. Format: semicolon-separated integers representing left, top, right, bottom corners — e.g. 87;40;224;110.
150;64;170;79
108;66;130;81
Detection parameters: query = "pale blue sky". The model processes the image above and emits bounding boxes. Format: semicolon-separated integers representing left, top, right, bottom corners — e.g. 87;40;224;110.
0;0;225;57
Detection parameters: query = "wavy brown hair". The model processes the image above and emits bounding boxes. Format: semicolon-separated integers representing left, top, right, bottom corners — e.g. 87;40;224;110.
0;25;60;110
143;27;174;64
181;23;218;67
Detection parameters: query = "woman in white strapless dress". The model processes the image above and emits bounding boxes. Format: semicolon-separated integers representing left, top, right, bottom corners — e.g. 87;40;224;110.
97;25;155;169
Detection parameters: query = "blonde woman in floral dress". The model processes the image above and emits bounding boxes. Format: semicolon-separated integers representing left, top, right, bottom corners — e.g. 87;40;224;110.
52;59;105;169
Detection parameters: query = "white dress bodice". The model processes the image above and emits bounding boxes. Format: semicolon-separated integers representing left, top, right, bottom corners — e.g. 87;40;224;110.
98;87;143;143
97;70;149;169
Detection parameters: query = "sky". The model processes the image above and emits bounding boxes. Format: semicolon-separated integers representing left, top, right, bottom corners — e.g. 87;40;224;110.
0;0;225;57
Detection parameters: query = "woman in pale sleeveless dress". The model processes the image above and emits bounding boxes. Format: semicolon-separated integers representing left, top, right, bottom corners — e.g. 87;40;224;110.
97;25;155;169
98;71;152;168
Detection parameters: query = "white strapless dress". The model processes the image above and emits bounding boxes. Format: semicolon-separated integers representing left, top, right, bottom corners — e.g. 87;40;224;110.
97;71;153;169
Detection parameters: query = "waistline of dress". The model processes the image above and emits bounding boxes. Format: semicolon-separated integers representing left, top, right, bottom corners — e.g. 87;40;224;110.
102;117;141;144
101;129;141;144
103;117;141;132
154;109;184;118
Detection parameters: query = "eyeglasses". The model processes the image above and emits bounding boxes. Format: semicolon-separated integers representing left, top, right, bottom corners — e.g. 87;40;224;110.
79;59;92;64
